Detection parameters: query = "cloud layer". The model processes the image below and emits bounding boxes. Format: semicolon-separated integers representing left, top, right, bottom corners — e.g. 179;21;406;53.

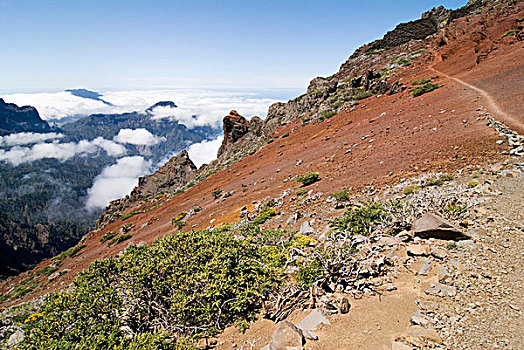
2;89;278;128
0;132;64;147
114;128;165;146
86;156;152;210
0;137;126;166
187;136;224;168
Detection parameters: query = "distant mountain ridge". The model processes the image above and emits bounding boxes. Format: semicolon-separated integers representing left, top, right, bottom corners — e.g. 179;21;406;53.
0;98;54;135
65;88;113;106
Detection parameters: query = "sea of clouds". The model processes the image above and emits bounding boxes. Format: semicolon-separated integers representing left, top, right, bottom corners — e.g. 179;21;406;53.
3;89;277;129
1;89;278;210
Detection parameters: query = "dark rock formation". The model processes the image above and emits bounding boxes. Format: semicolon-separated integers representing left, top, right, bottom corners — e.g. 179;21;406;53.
217;110;259;157
145;101;177;113
135;150;197;197
0;98;53;135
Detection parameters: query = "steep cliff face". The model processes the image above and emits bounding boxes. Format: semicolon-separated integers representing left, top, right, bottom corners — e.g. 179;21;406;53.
0;98;53;135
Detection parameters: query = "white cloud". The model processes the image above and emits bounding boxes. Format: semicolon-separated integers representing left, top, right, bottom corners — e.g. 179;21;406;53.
0;138;126;166
2;89;278;129
0;132;64;147
114;128;165;146
86;156;152;210
187;136;224;168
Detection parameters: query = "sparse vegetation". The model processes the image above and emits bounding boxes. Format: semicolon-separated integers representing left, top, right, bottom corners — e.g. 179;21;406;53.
192;206;202;213
253;208;277;225
280;132;289;138
403;184;420;195
439;174;454;181
331;190;349;201
267;138;274;144
321;110;337;119
467;180;479;188
212;189;223;199
411;78;432;85
297;172;321;186
354;91;373;100
52;244;87;262
501;29;515;38
411;83;439;97
108;233;132;246
100;231;117;243
120;212;142;221
426;178;444;186
296;189;307;196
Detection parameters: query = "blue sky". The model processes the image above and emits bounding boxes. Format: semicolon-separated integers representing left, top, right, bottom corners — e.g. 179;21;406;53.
0;0;466;92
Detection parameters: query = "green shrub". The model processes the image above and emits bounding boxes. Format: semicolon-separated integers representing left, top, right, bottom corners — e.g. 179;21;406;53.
403;184;420;195
411;83;439;97
411;78;432;85
466;180;479;188
280;132;289;138
34;265;59;277
108;234;132;246
321;110;337;119
120;212;141;221
354;92;373;100
439;174;454;181
329;202;390;235
267;138;274;144
331;190;349;201
294;260;322;287
253;208;276;225
501;29;515;38
192;206;202;213
445;202;467;215
426;178;444;186
52;244;87;262
296;189;307;196
17;229;283;349
100;231;117;243
297;172;321;186
212;189;223;199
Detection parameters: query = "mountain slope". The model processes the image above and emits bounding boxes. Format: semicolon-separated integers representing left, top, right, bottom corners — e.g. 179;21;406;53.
0;98;53;135
1;0;523;348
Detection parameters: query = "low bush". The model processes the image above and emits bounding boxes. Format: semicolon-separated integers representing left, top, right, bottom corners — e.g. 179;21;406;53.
108;233;132;246
296;189;307;196
212;189;223;199
411;78;432;85
296;172;321;186
329;202;391;235
426;178;444;186
280;132;289;138
100;231;117;243
354;92;373;100
411;83;439;97
331;190;349;201
466;180;479;188
16;229;283;349
120;212;141;221
403;184;420;195
501;29;515;38
439;174;454;182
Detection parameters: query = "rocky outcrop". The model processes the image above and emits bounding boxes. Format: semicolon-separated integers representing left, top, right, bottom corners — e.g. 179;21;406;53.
0;98;53;135
217;110;262;158
135;150;197;197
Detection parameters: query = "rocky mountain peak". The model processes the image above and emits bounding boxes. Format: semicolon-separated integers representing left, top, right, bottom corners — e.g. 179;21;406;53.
145;101;177;113
217;110;252;157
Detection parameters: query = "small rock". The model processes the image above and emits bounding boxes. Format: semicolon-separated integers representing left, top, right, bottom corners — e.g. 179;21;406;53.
410;310;430;326
426;282;457;297
299;221;314;234
408;326;442;344
413;213;469;240
387;282;397;291
8;329;25;347
417;259;431;276
438;264;453;284
339;297;351;314
269;321;305;350
430;246;448;259
297;308;331;331
407;244;431;256
391;341;411;350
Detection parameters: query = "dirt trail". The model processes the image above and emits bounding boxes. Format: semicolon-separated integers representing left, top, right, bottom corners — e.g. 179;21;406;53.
430;65;524;132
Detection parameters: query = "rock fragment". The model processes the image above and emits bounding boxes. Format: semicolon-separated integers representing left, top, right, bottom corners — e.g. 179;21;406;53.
413;213;469;240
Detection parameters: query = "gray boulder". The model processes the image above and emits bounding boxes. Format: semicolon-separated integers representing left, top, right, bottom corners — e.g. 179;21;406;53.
413;213;469;240
269;321;305;350
8;329;25;347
